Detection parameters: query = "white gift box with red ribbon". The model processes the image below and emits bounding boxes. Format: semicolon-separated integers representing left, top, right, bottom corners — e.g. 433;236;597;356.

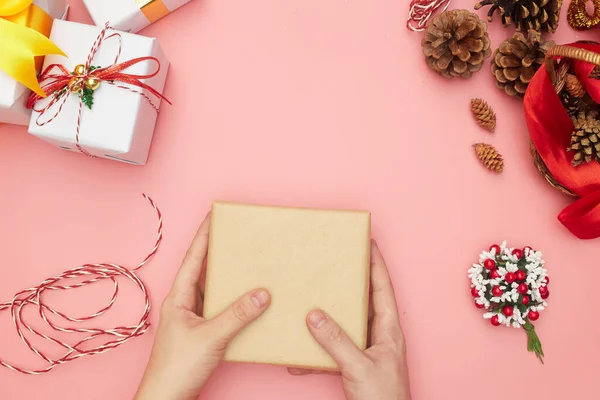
28;20;170;165
83;0;193;34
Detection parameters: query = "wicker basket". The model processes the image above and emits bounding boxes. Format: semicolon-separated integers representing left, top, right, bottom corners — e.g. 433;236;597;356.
530;44;600;197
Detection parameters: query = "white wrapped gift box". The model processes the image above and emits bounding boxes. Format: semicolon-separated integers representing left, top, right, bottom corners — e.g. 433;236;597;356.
83;0;193;34
0;0;68;126
28;20;170;165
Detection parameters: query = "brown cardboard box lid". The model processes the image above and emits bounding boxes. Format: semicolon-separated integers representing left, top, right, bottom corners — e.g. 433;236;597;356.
203;201;370;369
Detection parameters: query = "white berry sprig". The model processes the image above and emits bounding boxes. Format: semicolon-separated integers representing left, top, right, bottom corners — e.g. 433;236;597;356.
469;241;549;363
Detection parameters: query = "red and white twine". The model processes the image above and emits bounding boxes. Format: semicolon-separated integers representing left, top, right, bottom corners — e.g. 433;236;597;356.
0;194;163;375
27;23;170;157
407;0;451;31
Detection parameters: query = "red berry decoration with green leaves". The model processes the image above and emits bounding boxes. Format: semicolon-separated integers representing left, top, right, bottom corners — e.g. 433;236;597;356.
469;241;549;363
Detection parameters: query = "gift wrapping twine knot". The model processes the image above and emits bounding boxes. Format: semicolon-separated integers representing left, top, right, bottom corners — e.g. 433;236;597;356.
407;0;451;31
26;22;171;157
0;194;162;375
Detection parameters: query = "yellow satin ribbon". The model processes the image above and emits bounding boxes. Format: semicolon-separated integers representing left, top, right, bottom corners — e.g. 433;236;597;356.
0;0;65;97
137;0;170;23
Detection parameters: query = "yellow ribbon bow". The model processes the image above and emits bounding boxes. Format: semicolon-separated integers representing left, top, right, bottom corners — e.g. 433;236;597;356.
0;0;65;97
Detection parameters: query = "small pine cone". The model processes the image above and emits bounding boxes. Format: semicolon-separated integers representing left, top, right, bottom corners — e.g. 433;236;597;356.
566;74;585;98
590;66;600;80
568;110;600;166
470;98;496;132
561;90;600;117
473;143;504;173
561;91;583;117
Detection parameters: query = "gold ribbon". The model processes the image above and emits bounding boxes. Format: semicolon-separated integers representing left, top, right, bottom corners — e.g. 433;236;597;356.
0;0;64;97
136;0;170;23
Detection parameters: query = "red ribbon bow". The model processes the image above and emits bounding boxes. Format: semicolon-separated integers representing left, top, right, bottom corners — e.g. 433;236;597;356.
27;23;171;156
524;42;600;239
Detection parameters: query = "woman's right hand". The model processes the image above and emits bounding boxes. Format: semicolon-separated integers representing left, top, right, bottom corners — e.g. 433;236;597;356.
289;241;412;400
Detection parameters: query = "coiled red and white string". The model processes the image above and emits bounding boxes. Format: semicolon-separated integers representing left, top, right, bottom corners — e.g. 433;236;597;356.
407;0;451;31
0;194;162;375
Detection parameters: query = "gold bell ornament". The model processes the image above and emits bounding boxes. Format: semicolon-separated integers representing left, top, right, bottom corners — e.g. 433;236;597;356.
84;77;101;91
68;77;83;93
73;64;87;76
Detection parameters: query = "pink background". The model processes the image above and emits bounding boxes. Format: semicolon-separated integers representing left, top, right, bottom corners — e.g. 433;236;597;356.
1;0;599;398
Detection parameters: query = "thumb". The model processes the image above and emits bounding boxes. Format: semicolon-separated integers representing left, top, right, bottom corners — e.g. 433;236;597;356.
208;289;271;342
306;310;367;372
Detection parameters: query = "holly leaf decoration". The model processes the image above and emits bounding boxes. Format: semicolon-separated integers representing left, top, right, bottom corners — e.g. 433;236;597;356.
80;87;94;110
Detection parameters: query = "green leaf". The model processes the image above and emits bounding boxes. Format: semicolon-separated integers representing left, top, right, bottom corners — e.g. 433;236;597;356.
89;65;101;71
80;87;95;110
524;321;544;364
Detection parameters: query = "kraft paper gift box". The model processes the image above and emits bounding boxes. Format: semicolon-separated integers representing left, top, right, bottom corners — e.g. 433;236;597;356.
0;0;68;126
203;202;371;370
83;0;194;34
28;20;170;165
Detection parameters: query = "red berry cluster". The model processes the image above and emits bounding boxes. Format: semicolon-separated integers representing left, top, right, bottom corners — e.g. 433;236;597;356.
470;243;548;363
471;244;550;327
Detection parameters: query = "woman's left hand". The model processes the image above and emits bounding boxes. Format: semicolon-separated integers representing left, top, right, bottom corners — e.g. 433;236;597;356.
135;214;271;400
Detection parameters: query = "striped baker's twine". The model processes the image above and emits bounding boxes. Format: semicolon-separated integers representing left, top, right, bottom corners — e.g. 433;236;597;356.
407;0;451;32
0;194;162;375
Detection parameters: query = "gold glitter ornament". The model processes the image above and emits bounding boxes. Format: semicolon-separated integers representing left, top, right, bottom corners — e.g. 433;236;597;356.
567;0;600;30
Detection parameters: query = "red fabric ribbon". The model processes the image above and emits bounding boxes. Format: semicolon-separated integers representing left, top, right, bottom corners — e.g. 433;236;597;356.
26;23;170;156
524;42;600;239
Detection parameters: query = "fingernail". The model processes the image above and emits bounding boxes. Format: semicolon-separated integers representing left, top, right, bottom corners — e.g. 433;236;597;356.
308;310;326;329
251;290;270;308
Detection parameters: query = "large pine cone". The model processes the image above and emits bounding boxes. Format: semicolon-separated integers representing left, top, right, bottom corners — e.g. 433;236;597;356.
422;9;492;79
491;30;554;98
568;110;600;166
475;0;563;33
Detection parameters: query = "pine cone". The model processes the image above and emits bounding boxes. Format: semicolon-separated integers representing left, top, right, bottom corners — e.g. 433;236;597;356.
561;91;599;117
568;110;600;166
471;98;496;132
491;30;554;98
473;143;504;173
475;0;563;33
590;66;600;80
566;74;585;98
422;9;492;79
561;91;584;117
